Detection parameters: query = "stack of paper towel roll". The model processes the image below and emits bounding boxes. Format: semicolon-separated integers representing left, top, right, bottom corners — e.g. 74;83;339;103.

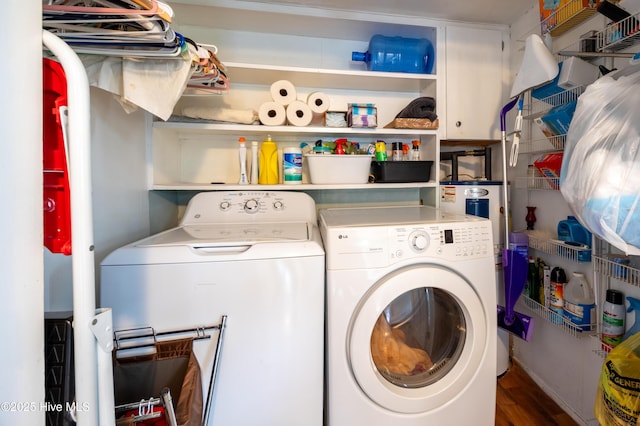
258;80;330;126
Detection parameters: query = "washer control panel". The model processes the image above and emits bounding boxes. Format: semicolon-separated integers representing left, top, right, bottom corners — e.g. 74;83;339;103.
181;191;317;225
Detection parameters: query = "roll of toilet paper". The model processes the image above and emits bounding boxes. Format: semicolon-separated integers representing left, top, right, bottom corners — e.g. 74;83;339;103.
258;101;287;126
306;91;331;113
286;100;313;127
270;80;297;106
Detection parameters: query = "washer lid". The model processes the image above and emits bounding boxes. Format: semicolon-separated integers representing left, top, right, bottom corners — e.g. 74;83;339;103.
136;222;311;247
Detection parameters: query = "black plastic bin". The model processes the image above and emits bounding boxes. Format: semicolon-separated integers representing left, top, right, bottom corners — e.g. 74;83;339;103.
370;160;433;183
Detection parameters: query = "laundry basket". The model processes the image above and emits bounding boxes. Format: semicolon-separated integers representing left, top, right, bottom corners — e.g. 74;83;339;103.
113;338;203;425
112;315;227;426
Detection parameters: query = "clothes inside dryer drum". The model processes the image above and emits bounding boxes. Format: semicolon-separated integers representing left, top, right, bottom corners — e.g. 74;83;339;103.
372;287;466;388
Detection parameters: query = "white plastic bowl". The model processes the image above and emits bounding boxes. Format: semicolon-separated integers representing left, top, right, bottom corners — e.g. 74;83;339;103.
304;154;373;184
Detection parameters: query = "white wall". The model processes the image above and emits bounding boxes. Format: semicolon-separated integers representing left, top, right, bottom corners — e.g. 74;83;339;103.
0;2;151;423
0;1;45;424
45;88;150;312
509;2;640;424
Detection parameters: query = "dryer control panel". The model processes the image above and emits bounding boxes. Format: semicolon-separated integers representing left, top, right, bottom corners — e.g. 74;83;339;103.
390;223;493;260
323;221;493;270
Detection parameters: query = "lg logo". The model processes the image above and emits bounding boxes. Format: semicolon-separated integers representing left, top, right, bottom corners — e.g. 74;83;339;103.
338;234;349;239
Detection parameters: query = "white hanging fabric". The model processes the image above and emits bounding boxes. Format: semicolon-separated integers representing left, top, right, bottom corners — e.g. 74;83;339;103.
43;0;230;119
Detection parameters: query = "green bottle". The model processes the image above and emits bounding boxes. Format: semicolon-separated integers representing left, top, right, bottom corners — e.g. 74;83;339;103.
527;257;539;302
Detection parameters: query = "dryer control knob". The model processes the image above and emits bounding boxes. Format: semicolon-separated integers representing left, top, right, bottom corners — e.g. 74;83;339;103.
409;231;430;252
219;201;231;211
244;199;260;213
273;200;284;210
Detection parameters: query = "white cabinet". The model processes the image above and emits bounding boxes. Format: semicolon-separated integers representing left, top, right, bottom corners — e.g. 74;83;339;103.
444;25;504;140
147;3;442;200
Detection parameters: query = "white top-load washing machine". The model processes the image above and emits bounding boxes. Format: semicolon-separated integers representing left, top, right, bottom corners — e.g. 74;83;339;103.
320;205;497;425
101;191;325;426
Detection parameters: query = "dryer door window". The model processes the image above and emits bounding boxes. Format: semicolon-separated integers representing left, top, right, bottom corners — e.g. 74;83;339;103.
371;287;465;388
348;264;488;414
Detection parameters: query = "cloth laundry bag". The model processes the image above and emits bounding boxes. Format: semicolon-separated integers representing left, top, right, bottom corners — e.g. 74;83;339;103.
113;338;203;426
560;70;640;255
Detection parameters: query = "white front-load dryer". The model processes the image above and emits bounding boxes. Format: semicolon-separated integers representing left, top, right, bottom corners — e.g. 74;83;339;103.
320;205;497;425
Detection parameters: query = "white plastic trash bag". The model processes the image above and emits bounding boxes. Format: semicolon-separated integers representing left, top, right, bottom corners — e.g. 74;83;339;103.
560;71;640;255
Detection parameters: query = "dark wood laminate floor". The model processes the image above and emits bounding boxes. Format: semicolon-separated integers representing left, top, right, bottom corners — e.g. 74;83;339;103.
496;362;579;426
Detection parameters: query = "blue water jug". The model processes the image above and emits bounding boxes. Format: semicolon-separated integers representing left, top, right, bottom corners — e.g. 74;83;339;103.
352;35;434;74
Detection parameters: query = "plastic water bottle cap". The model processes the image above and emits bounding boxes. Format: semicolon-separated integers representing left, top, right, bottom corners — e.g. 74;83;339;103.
352;52;367;62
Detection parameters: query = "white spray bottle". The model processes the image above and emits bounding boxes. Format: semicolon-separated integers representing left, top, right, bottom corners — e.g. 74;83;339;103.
238;137;248;184
251;141;259;184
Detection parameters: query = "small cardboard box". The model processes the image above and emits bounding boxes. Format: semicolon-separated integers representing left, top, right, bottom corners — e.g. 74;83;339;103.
534;153;563;190
540;100;577;136
348;103;377;128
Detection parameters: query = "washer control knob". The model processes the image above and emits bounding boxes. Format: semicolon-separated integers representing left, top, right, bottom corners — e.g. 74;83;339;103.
273;200;284;210
219;201;231;211
409;231;430;252
244;199;259;213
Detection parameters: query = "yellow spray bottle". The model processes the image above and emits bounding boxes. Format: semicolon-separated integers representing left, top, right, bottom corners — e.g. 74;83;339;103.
259;135;279;184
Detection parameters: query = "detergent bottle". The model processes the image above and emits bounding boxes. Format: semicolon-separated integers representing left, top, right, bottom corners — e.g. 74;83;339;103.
375;141;387;161
549;267;566;324
623;296;640;340
259;135;279;185
563;272;595;331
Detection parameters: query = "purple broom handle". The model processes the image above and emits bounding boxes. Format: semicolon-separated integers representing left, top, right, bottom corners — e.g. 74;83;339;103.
500;97;519;132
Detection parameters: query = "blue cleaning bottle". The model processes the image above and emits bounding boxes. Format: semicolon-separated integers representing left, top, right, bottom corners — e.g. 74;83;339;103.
557;215;592;246
623;296;640;340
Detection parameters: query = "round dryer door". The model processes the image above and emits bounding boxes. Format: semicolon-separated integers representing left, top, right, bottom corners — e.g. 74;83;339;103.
348;264;488;414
